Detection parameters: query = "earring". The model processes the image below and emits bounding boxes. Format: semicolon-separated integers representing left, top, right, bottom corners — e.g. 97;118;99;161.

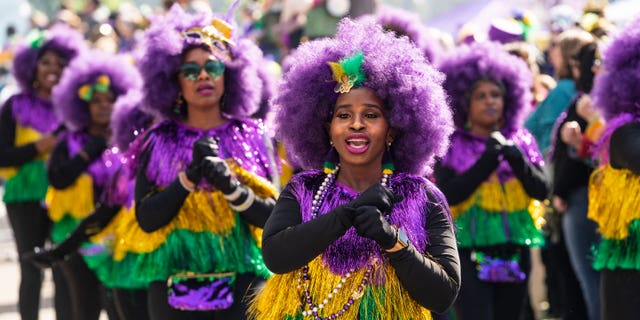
33;80;40;89
173;94;184;115
382;143;395;174
330;140;334;147
464;121;472;131
323;143;339;174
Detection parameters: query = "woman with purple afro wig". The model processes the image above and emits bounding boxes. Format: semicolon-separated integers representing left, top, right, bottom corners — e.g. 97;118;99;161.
586;17;640;319
434;42;548;320
116;4;278;319
23;50;144;320
250;18;460;319
0;23;85;320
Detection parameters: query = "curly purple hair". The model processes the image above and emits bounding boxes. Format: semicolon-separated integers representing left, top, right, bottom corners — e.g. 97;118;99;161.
438;42;533;134
11;24;86;94
592;17;640;120
111;90;155;151
136;4;263;121
359;6;441;64
274;18;453;176
52;51;142;131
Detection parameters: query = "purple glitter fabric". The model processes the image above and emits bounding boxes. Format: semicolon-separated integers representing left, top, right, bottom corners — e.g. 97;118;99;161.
10;93;60;133
168;275;234;311
65;131;125;190
288;170;451;275
476;256;526;283
440;128;544;182
135;119;274;188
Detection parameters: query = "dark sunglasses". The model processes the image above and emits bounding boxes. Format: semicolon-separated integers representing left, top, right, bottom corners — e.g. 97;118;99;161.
179;60;225;81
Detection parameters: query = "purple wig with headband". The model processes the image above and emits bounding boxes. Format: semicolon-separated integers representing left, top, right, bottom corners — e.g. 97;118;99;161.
592;17;640;121
136;4;263;121
12;23;86;94
358;7;441;64
52;51;142;131
274;18;453;176
438;41;533;134
111;90;154;151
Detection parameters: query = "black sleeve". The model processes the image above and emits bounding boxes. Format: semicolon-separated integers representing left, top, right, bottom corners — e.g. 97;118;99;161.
609;121;640;175
134;151;190;233
261;187;353;274
385;193;461;313
433;152;500;205
505;152;549;200
0;99;39;167
230;188;275;228
47;140;91;189
55;203;121;255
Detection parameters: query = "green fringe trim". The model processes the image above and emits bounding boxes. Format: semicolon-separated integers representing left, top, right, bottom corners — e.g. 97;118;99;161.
455;206;545;248
133;215;270;283
51;214;81;244
83;251;147;289
594;219;640;270
3;160;48;203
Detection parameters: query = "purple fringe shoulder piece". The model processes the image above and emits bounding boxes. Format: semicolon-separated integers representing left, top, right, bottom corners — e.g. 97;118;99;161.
134;119;274;188
10;93;60;133
286;170;449;275
440;128;544;182
64;131;126;191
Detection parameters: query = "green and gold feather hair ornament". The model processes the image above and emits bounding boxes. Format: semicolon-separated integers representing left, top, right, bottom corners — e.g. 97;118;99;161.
327;51;367;93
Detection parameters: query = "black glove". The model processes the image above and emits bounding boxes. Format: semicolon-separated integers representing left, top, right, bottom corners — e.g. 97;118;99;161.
485;131;506;157
22;246;65;269
348;183;402;213
352;205;397;250
201;156;239;194
185;137;218;184
82;135;108;161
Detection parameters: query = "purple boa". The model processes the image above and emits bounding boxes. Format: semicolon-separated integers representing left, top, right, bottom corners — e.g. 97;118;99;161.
288;171;449;275
133;119;274;188
65;131;125;191
440;128;544;183
10;93;60;133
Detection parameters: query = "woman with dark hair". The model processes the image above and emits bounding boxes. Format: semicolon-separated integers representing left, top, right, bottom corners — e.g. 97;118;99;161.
0;24;85;320
115;5;278;319
588;17;640;320
435;42;548;320
250;18;460;319
551;41;603;320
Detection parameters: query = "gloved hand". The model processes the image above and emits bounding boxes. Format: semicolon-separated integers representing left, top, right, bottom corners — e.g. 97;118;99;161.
185;137;218;184
82;135;108;161
347;183;403;213
490;131;522;161
352;206;397;250
201;156;239;194
22;246;65;269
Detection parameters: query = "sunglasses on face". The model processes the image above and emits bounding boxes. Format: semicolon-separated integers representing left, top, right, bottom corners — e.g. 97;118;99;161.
179;60;225;81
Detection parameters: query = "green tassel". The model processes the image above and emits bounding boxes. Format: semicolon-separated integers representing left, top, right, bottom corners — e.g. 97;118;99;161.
51;215;81;244
593;219;640;270
3;160;49;203
455;206;545;248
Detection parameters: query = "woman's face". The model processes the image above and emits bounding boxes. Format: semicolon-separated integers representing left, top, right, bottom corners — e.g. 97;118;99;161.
178;47;226;111
88;90;115;128
35;50;66;94
468;80;505;131
329;87;392;170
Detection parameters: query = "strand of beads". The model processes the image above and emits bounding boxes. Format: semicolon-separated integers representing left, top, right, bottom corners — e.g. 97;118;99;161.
299;258;377;320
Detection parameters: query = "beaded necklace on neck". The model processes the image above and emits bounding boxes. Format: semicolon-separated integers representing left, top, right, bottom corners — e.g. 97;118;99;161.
300;165;391;319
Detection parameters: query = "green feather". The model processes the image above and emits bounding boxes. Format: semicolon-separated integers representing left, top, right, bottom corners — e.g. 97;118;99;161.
340;51;367;86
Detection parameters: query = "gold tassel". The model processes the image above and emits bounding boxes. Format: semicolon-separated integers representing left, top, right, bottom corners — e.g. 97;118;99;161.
0;125;46;180
45;174;95;221
588;165;640;240
249;257;432;319
450;178;534;218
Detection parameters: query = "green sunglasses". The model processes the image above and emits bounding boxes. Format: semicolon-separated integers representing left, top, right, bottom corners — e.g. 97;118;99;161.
179;60;225;81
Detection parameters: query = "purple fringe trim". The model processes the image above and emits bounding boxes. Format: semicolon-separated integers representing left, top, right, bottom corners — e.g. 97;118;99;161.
440;128;544;182
10;93;60;133
65;131;126;191
288;171;445;275
133;119;274;188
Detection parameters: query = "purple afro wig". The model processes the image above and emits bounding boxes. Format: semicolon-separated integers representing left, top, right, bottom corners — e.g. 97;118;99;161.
592;17;640;121
12;24;86;94
438;41;533;134
52;51;142;131
111;90;155;151
252;57;278;120
274;18;453;176
136;4;263;121
359;6;441;64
